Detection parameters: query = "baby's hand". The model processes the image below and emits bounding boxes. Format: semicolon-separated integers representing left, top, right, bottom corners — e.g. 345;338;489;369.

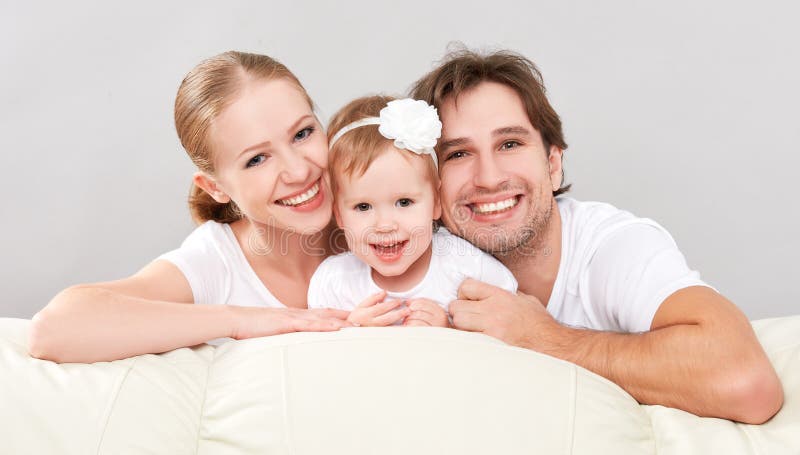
403;298;450;327
347;290;410;327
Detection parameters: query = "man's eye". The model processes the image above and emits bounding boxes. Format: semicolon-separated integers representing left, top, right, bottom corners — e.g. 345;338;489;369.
354;203;371;211
294;126;315;141
396;198;413;208
500;141;520;150
444;151;467;161
246;154;267;168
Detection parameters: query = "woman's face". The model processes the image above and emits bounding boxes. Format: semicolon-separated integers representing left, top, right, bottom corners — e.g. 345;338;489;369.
204;78;333;234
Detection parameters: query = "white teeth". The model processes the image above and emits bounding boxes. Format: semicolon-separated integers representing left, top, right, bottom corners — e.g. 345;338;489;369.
472;197;518;214
374;241;402;247
278;183;319;206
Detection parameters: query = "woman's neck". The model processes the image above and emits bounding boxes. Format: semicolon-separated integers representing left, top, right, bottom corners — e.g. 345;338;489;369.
232;218;334;279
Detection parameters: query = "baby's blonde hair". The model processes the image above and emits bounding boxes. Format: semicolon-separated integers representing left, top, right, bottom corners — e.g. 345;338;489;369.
326;95;439;197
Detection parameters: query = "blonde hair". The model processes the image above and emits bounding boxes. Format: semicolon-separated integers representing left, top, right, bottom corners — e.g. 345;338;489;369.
326;95;439;198
174;51;313;224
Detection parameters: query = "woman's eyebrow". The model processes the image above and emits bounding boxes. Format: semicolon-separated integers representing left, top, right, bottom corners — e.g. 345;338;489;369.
285;114;314;136
239;140;271;158
237;115;314;158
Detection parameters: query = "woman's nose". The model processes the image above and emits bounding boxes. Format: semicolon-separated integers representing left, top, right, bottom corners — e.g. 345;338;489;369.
279;150;311;184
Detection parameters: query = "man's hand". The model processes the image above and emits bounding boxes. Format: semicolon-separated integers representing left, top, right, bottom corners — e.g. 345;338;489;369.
449;278;556;348
347;290;410;327
403;298;450;327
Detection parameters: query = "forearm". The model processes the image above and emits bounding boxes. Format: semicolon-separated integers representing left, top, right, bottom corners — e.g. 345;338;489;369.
535;320;782;423
29;286;235;363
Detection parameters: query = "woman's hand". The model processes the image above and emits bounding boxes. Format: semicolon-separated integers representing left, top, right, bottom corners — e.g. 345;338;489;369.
403;298;450;327
229;306;351;340
347;290;410;327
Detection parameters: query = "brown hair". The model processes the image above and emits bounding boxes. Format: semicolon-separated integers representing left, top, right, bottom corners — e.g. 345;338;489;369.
174;51;313;224
326;95;439;198
409;47;571;196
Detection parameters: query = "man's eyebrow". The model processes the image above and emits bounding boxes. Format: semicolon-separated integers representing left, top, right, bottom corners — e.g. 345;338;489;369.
493;126;532;137
439;126;533;150
238;114;314;158
438;137;470;150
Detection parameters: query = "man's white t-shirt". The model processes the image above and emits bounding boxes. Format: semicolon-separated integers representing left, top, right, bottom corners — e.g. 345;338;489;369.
549;197;711;333
157;221;285;308
307;228;518;312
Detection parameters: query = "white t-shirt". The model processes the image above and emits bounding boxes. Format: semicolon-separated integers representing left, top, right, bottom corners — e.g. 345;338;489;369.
548;197;711;333
307;228;518;312
157;221;285;308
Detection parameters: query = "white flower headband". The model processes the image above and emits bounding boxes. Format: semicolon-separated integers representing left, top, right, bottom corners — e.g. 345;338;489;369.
329;98;442;169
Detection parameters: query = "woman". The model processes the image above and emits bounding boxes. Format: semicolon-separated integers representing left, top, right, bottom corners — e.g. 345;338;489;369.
28;51;360;363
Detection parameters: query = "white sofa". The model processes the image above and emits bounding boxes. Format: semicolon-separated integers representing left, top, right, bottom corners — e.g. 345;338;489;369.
1;316;798;454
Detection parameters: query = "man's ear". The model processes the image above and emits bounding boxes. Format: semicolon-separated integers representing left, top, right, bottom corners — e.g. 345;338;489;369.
547;146;564;192
193;171;231;203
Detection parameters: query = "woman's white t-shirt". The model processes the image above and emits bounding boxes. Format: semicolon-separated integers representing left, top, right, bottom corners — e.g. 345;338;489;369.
157;221;285;308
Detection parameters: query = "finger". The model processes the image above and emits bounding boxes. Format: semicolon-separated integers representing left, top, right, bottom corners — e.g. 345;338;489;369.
403;317;432;327
449;310;486;332
356;290;387;309
308;308;351;320
366;298;406;317
448;299;484;317
372;307;411;326
293;317;350;332
457;278;503;301
406;299;440;312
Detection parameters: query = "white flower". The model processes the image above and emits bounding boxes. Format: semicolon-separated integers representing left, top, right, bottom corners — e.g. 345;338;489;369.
378;99;442;159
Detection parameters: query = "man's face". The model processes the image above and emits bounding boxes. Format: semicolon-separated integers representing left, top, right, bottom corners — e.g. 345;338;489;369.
436;81;563;254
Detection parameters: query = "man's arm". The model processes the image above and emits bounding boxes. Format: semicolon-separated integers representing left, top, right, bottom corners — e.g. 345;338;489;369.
449;280;784;424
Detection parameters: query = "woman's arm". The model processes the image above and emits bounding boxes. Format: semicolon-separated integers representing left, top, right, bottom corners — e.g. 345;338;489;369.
28;260;349;363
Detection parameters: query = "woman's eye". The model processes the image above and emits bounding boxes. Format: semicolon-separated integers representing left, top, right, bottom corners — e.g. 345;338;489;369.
500;141;520;150
246;154;267;168
396;198;413;208
444;151;467;161
294;126;315;142
354;203;371;212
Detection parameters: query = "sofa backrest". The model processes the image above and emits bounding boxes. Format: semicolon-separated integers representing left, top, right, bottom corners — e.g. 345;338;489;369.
1;317;798;454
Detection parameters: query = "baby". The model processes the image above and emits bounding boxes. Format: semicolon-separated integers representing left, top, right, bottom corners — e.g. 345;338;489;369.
307;96;517;327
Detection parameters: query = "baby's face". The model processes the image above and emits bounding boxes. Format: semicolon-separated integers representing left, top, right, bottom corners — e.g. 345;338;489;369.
335;147;441;278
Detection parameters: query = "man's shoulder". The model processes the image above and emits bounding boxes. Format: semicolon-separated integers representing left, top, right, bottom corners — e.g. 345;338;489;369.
557;197;639;231
557;197;678;265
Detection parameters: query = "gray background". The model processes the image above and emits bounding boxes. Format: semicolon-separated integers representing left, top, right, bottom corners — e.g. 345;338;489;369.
1;1;797;320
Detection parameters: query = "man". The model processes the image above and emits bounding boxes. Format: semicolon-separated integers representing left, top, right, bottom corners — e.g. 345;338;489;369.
410;49;783;424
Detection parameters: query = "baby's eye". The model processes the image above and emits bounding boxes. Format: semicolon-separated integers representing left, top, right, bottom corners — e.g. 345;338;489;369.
444;151;467;161
500;141;520;150
294;126;315;142
354;202;372;212
246;154;268;168
396;198;413;208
